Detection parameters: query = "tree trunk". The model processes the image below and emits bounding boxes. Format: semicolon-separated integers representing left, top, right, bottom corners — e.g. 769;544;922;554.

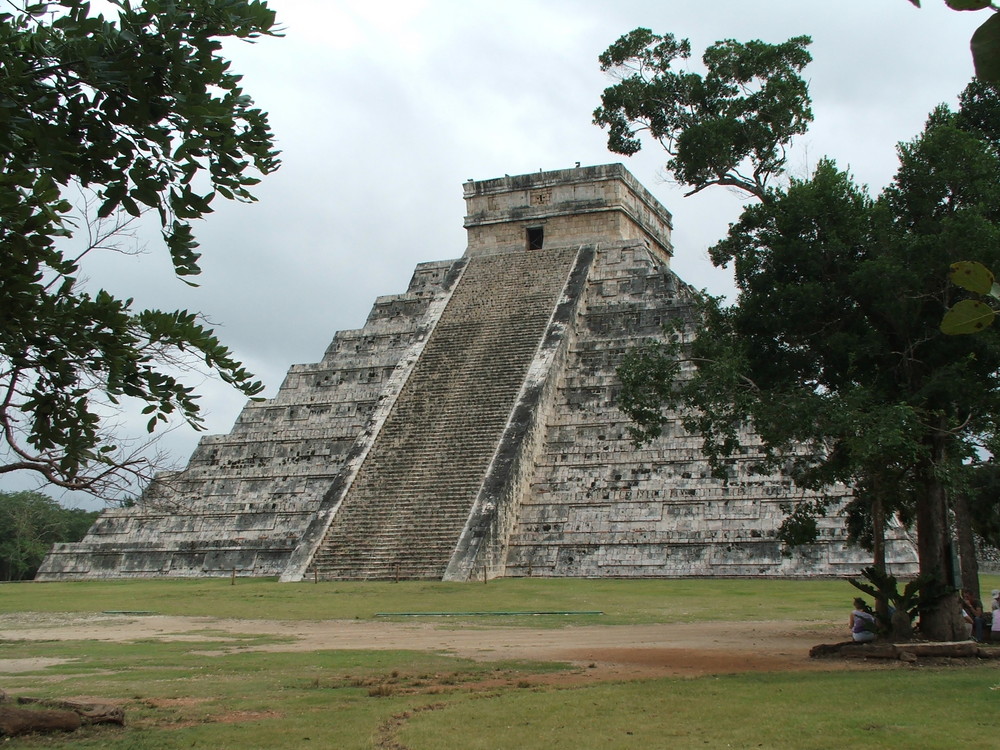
952;490;981;600
871;487;889;624
915;432;965;641
15;697;124;726
0;707;81;736
872;490;886;574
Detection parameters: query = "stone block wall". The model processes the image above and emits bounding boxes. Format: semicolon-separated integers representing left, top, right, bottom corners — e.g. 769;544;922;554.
463;164;673;262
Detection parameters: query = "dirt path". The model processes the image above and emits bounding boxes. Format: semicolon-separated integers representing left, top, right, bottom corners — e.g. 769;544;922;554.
0;613;852;678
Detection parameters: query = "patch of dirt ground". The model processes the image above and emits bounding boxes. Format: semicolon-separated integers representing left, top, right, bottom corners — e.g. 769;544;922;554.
0;613;858;679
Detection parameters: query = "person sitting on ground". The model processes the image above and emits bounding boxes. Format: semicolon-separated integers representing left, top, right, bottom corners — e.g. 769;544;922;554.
961;589;986;642
850;597;877;643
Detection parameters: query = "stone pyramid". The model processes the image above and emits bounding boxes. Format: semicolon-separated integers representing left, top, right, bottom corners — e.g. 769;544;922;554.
38;164;918;581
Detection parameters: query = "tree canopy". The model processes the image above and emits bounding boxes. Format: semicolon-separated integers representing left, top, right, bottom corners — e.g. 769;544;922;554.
593;28;812;201
608;23;1000;639
0;0;280;498
965;461;1000;549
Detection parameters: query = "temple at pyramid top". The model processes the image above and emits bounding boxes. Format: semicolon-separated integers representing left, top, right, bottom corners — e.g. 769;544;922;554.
38;164;917;581
461;164;673;261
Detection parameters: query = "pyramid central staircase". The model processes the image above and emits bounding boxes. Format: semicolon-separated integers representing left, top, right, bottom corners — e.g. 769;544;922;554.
282;245;589;580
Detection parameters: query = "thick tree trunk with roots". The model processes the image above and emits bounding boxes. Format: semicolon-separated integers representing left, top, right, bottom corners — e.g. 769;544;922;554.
916;432;966;641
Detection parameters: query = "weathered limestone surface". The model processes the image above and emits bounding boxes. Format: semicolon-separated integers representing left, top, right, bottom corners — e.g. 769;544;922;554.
463;165;672;261
37;260;465;578
38;164;918;581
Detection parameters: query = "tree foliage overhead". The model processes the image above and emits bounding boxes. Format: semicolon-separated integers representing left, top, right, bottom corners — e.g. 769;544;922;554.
606;31;1000;637
593;28;813;201
964;461;1000;549
0;0;280;498
908;0;1000;82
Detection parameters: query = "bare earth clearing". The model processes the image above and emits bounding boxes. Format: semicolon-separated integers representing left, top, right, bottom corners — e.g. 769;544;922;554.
0;613;856;681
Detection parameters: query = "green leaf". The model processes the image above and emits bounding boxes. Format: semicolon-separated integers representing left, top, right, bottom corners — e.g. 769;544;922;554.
972;12;1000;83
949;260;995;294
946;0;991;9
941;299;996;334
0;0;277;495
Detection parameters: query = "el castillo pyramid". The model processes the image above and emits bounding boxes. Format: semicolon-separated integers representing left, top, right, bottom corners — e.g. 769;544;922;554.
38;164;918;581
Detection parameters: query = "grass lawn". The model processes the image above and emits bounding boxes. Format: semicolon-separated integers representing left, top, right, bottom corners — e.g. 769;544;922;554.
0;574;906;625
1;576;997;749
398;668;1000;749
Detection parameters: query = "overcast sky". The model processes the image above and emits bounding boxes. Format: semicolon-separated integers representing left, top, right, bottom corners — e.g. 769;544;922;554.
3;0;987;508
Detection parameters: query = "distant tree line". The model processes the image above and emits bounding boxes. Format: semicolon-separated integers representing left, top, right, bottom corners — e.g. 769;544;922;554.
0;491;98;580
